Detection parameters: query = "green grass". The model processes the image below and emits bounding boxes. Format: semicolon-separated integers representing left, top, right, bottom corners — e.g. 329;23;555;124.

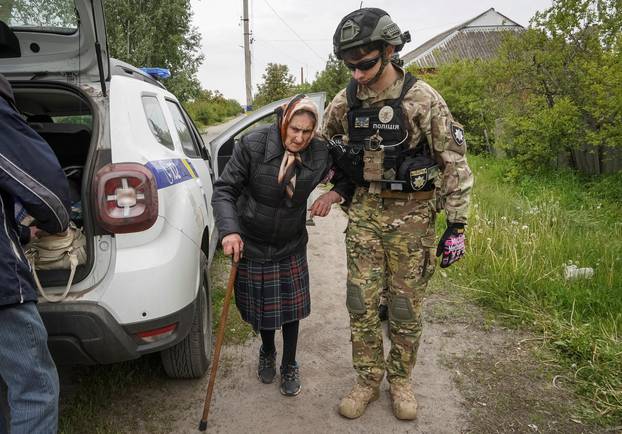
446;155;622;424
58;355;167;434
209;250;255;344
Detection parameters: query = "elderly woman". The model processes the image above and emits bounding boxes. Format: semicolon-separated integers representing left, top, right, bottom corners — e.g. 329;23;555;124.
211;95;351;396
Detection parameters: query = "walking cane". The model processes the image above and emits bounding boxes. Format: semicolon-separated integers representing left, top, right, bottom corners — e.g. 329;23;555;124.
198;260;238;431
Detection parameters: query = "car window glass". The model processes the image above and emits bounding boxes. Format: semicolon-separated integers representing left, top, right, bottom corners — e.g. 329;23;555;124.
233;113;277;142
51;115;92;127
165;100;200;158
182;108;210;160
5;0;77;34
142;96;174;150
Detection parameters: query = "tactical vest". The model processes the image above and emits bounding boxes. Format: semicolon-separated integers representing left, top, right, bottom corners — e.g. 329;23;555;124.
328;72;440;193
346;73;416;166
329;73;424;189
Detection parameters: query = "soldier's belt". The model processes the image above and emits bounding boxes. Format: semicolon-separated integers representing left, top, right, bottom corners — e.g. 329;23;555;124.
379;190;434;201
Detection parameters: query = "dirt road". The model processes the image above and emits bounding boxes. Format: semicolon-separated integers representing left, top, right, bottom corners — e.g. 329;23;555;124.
202;115;245;144
155;200;587;433
59;136;595;433
169;202;465;433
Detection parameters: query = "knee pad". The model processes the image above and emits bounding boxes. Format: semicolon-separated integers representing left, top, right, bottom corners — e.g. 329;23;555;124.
346;285;366;314
389;295;414;321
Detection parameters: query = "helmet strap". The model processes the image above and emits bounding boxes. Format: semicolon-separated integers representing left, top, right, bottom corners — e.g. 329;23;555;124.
365;47;390;87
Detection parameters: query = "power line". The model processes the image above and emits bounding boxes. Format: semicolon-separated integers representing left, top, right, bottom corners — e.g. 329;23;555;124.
253;40;310;65
258;38;329;42
253;39;324;69
261;0;325;62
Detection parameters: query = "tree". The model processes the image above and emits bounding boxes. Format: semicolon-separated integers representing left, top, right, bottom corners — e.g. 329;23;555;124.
491;0;622;169
414;0;622;171
253;63;295;108
307;54;351;102
104;0;203;102
184;89;243;128
290;55;350;108
409;59;497;154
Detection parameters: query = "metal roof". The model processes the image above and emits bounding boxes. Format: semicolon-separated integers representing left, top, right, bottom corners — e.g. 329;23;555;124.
401;8;524;68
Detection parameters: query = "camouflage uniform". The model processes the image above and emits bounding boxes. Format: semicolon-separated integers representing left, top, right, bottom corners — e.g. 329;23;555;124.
323;67;473;386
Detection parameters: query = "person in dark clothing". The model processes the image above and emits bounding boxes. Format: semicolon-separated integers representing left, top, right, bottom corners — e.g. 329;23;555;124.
0;73;71;433
211;94;351;396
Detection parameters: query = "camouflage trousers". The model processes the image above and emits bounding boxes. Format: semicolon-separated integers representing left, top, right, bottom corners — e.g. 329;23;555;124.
345;188;437;386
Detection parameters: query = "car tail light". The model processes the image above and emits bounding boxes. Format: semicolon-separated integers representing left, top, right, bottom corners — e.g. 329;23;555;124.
94;163;158;233
136;323;177;343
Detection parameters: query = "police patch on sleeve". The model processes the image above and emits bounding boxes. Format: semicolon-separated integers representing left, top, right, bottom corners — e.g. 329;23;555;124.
409;168;427;191
451;123;465;146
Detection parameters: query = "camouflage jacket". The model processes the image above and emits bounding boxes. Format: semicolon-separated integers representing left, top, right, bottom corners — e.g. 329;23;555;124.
322;68;473;224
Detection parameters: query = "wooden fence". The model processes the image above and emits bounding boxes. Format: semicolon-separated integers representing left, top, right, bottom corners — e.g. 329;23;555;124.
494;119;622;175
573;146;622;175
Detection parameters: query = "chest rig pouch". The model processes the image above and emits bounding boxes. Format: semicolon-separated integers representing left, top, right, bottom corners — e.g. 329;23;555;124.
345;73;421;191
327;134;367;186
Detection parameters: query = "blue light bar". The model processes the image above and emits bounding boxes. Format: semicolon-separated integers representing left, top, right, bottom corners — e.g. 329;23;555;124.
139;67;171;79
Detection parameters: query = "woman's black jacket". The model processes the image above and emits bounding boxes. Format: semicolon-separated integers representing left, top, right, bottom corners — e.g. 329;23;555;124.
211;123;352;262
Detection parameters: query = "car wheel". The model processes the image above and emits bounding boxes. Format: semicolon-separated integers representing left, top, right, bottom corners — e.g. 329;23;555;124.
161;252;212;378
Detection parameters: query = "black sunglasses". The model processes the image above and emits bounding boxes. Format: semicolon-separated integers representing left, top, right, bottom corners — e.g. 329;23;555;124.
344;55;381;71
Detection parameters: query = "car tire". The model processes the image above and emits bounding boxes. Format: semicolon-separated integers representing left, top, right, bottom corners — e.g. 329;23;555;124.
161;252;212;379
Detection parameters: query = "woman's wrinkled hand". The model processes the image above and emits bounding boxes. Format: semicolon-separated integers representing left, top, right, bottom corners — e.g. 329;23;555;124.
309;191;342;217
222;233;244;262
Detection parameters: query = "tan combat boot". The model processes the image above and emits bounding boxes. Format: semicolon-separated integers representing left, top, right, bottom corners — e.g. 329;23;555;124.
389;382;418;420
338;383;380;419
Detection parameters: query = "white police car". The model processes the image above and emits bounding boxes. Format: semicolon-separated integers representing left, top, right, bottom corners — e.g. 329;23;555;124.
0;0;217;378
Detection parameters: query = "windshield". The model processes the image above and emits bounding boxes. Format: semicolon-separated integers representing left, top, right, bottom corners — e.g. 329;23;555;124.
0;0;78;34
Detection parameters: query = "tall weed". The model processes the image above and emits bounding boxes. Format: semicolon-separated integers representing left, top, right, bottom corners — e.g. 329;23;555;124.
449;155;622;423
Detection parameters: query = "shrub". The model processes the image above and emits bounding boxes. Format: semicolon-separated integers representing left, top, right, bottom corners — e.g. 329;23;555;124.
185;90;243;128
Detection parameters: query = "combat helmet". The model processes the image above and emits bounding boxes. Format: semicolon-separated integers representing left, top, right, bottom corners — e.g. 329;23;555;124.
333;8;411;59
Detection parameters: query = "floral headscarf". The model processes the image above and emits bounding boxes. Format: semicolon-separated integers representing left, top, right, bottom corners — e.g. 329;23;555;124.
277;95;320;198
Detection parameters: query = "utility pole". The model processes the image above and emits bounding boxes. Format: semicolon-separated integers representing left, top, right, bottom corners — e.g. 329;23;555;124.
242;0;253;111
300;67;304;85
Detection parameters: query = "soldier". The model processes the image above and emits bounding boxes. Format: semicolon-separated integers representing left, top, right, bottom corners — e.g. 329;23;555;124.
312;8;473;420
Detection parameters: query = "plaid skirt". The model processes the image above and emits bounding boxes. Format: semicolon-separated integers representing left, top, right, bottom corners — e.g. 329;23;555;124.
234;252;310;331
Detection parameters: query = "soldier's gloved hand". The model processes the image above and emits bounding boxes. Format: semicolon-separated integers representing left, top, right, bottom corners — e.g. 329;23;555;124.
436;223;465;268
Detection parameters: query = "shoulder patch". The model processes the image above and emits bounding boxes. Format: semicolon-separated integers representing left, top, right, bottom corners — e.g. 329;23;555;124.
451;122;465;146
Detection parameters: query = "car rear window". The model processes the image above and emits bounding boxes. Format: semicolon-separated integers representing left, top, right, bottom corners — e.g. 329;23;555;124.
3;0;78;34
141;96;174;150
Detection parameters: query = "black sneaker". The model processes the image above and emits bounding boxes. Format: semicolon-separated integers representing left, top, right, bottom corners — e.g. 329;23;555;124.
280;362;301;396
258;346;276;384
378;304;389;322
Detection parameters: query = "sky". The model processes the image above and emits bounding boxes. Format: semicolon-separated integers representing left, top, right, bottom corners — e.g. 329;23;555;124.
190;0;554;105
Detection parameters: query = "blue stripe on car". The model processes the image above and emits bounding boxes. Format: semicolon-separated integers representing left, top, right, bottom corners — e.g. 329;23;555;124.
145;159;197;189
